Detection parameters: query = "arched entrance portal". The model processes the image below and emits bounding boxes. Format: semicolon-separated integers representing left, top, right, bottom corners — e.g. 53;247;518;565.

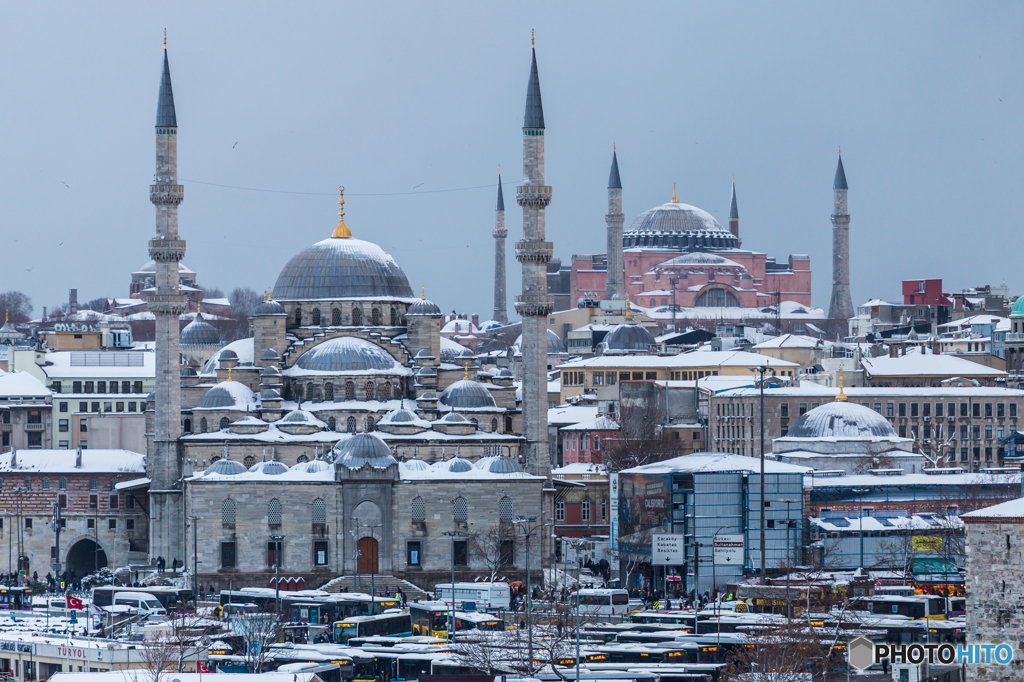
357;537;379;574
66;539;107;576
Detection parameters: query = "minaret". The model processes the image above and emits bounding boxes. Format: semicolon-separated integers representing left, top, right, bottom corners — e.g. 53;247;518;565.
514;32;553;477
728;175;740;246
492;170;508;324
147;35;187;565
605;148;625;301
828;151;854;321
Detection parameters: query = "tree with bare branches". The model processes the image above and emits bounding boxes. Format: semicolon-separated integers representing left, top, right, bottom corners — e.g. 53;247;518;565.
468;523;517;582
603;398;676;472
724;621;843;681
233;612;283;673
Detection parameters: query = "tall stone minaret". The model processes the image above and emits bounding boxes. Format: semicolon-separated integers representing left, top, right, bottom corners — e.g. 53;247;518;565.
605;149;625;301
828;152;854;321
514;33;553;477
148;37;187;565
728;175;740;246
492;170;508;324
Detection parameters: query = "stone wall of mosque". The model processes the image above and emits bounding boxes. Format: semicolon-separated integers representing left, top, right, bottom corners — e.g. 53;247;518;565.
965;518;1024;681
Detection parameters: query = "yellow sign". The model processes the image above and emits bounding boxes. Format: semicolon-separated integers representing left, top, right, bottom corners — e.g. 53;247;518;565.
912;536;943;552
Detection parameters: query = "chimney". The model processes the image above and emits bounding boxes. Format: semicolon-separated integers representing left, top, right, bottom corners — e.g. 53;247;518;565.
9;448;16;469
75;446;82;469
42;307;47;320
472;314;479;330
69;289;78;315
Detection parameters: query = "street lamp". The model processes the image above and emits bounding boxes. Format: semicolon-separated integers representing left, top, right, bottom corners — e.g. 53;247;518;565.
514;515;540;671
779;499;796;621
186;516;198;598
441;529;464;641
563;538;587;682
361;520;383;609
748;365;775;582
270;534;284;615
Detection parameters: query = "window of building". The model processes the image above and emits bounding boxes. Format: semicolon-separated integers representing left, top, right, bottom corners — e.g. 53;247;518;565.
311;308;321;326
73;381;82;393
799;403;807;416
973;425;981;440
58;493;67;508
327;416;336;431
592;372;604;386
960;402;968;417
89;494;98;509
351;307;362;326
499;496;514;521
126;495;134;510
97;381;106;394
219;417;230;430
407;541;421;566
366;416;375;432
985;403;993;418
899;403;907;417
986;426;993;440
1012;404;1018;417
898;425;906;438
59;402;68;413
108;519;116;530
973;447;981;460
222;498;236;526
126;519;134;530
116;402;124;413
961;424;969;439
84;381;94;394
973;403;981;418
267;540;282;569
923;403;930;417
556;500;565;522
80;419;88;433
961;448;968;461
332;308;341;325
936;402;943;417
87;518;95;529
58;441;69;449
453;540;468;566
347;417;356;433
601;497;608;521
314;541;329;566
59;477;67;490
133;381;143;393
27;432;41;448
268;498;282;525
371;308;382;326
312;497;327;524
998;403;1005;418
911;403;919;417
779;403;789;418
79;401;87;412
886;403;894;417
24;518;32;529
221;542;236;568
411;496;426;522
52;381;62;393
607;372;617;385
453;496;468;522
985;447;993;460
582;499;591;523
109;381;118;394
109;495;119;510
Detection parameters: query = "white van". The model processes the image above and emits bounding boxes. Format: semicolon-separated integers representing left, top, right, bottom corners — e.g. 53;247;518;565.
434;582;511;610
113;591;167;619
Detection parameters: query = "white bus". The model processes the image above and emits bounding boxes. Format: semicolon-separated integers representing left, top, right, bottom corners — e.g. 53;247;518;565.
571;589;631;617
433;582;510;610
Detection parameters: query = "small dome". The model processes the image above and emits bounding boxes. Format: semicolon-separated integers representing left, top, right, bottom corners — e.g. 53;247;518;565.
180;312;220;346
220;349;238;360
261;365;282;377
380;408;418;424
438;412;469;423
475;456;524;474
439;338;471;364
513;330;565;354
254;299;286;316
417;391;437;401
180;366;198;378
280;409;323;426
273;236;413;300
204;458;247;477
416;366;437;377
479;319;503;331
604;323;656;352
295;337;398;373
261;388;282;400
439;379;496;409
415;349;435;359
201;338;255;375
497;367;513;377
786;401;898;439
1011;297;1024;318
261;348;281;361
442;318;479;334
198;382;257;410
291;459;333;474
408;298;442;316
433;456;473;473
400;458;430;472
332;433;398;469
249;460;289;475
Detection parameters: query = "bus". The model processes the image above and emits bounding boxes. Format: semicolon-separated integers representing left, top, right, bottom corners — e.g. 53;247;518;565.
409;602;506;639
334;612;412;643
851;595;947;620
433;582;511;610
0;586;33;610
571;589;631;617
92;585;193;611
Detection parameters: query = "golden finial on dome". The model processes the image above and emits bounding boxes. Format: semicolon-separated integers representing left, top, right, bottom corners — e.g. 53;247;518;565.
421;286;426;300
227;366;233;382
625;294;634;322
332;186;352;238
163;29;167;50
268;288;273;301
531;29;535;49
835;369;848;402
464;363;469;381
671;182;679;203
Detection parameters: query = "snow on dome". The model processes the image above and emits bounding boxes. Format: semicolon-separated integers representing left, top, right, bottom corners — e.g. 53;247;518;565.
513;329;565;354
408;297;441;316
438;379;497;409
261;388;281;400
786;401;897;439
439;337;471;364
201;338;255;375
657;252;743;268
280;409;327;428
627;202;727;234
331;433;397;469
379;408;419;424
204;458;248;476
273;236;413;300
249;460;289;475
291;459;333;474
0;371;50;398
437;412;469;423
603;323;656;352
134;260;195;275
400;458;430;471
432;456;474;473
479;319;503;331
254;298;286;316
179;312;220;346
197;381;258;410
475;455;524;474
293;336;402;374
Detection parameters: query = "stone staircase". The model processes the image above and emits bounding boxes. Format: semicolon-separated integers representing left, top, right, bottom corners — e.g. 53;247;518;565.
320;574;430;600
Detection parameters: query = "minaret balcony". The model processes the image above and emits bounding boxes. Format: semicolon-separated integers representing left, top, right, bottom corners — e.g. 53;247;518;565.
492;228;508;239
150;184;184;206
514;294;555;317
147;294;189;316
515;240;553;264
149;239;187;262
516;185;552;208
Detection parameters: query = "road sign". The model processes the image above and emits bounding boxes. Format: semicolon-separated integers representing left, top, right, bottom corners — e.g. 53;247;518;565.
713;534;744;566
652;534;685;565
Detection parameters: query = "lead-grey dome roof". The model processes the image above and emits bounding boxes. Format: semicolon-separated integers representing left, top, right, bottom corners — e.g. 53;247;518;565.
434;456;473;473
204;458;247;476
180;312;220;346
295;337;398;373
475;455;524;474
380;408;418;424
249;460;289;475
657;252;743;268
624;201;739;251
332;433;398;469
439;379;497;409
198;381;257;409
408;297;441;316
254;299;286;316
291;459;333;474
786;401;897;439
273;236;413;300
604;323;656;352
513;329;566;354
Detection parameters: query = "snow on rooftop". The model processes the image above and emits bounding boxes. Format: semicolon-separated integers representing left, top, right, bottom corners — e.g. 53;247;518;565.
0;370;50;398
43;350;155;379
399;460;541;481
558;349;798;370
553;462;608;476
548;405;599;426
861;348;1006;377
560;415;620;432
962;496;1024;521
0;449;145;473
807;471;1019;489
621;452;811;475
752;334;823;349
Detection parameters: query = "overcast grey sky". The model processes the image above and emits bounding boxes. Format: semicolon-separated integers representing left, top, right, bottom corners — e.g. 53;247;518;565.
1;2;1021;318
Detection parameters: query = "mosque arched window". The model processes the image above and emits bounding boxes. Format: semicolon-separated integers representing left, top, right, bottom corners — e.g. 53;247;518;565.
222;498;236;526
324;382;334;401
345;381;355;400
42;478;49;491
695;287;740;308
327;416;337;431
505;415;513;433
351;307;362;326
59;477;67;490
294;384;303;400
453;496;468;522
391;383;401;400
491;418;498;433
366;416;375;432
331;308;341;326
311;308;321;326
307;382;315;400
365;382;375;400
296;454;308;463
411;496;426;522
219;417;230;430
183;418;192;434
268;498;283;525
499;496;514;521
200;417;207;433
381;383;391;400
243;456;255;468
347;417;357;433
294;308;302;326
371;308;382;326
390;308;398;326
312;498;327;524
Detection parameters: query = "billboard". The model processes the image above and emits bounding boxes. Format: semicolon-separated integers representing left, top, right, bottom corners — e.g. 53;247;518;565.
912;536;943;552
618;473;671;540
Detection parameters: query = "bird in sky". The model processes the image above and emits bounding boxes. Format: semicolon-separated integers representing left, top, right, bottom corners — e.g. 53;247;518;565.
61;181;69;188
232;142;238;148
413;183;424;189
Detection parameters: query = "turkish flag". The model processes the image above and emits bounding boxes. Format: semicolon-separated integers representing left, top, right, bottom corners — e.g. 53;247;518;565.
66;595;84;610
198;664;212;674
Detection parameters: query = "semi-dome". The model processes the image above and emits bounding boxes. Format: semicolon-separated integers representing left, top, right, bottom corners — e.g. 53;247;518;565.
439;379;497;409
786;401;897;439
604;322;656;352
280;409;325;427
624;200;739;251
658;252;743;268
180;312;220;346
273;236;413;300
475;455;524;474
332;433;397;469
437;412;469;423
249;460;289;475
295;337;399;373
261;348;281;361
513;329;566;354
254;299;286;316
261;365;282;377
204;458;247;477
197;381;257;410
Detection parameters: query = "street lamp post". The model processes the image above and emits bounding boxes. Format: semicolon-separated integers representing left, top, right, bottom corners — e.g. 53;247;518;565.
270;534;284;615
749;365;775;583
186;516;199;598
780;499;796;621
442;529;464;641
362;521;383;609
563;538;586;682
514;515;540;671
52;503;62;581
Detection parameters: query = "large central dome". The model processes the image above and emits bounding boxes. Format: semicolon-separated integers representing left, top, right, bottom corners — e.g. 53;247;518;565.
624;200;738;251
273;236;413;300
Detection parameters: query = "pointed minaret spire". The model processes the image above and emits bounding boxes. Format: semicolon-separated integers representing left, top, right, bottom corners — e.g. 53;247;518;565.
829;149;854;322
156;35;177;128
728;175;740;245
524;32;545;129
833;150;848;190
605;147;625;301
492;168;508;324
